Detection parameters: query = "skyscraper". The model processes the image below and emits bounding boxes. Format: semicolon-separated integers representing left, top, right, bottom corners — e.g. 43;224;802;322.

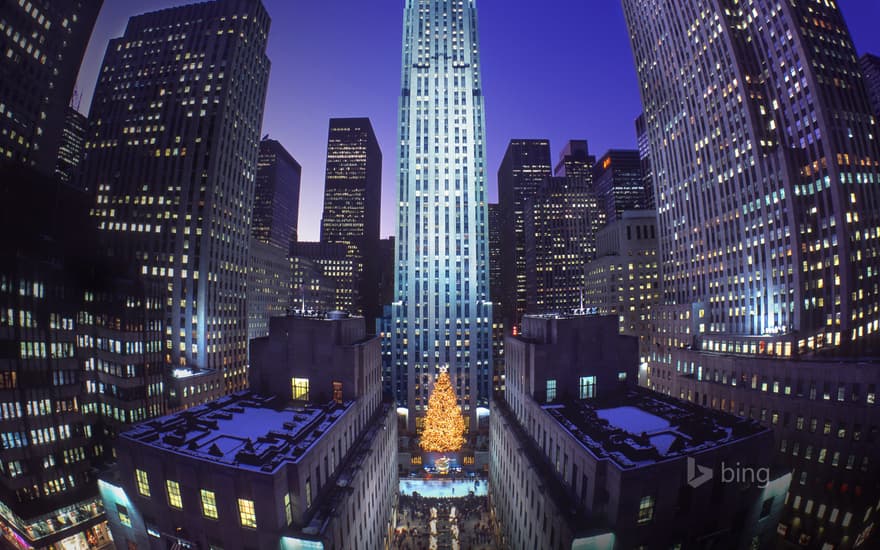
624;0;880;546
83;0;272;393
393;0;493;431
487;202;505;391
254;138;301;249
320;118;382;321
634;113;655;208
593;149;647;222
553;139;592;181
0;0;101;174
498;139;552;331
55;106;88;186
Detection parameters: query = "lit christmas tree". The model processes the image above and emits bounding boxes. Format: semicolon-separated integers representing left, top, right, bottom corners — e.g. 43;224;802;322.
420;369;466;452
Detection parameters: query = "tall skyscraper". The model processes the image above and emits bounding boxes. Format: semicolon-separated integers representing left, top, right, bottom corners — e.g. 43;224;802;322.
624;0;880;546
498;139;552;331
0;0;101;174
487;202;505;391
593;149;647;222
634;113;655;208
55;106;88;186
254;138;301;249
320;118;382;321
860;53;880;118
553;139;592;181
524;175;603;314
83;0;272;393
393;0;493;431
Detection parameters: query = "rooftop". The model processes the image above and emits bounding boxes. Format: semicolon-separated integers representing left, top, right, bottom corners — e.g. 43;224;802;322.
120;392;353;473
543;388;767;469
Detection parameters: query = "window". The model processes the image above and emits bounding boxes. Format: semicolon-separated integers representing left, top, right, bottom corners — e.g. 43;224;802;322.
546;379;557;402
332;381;343;404
284;492;293;525
618;372;627;382
579;376;596;399
201;489;218;519
306;477;312;508
291;378;309;400
166;480;182;509
135;469;150;497
238;498;256;528
117;503;132;527
760;497;774;519
637;495;655;524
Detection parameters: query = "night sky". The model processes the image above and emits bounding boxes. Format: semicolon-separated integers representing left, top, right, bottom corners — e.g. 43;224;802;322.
74;1;880;240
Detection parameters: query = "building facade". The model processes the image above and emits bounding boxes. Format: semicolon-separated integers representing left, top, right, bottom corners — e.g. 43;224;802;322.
0;169;165;548
392;0;493;432
82;0;271;393
55;106;88;187
859;54;880;119
498;139;552;332
320;118;382;322
291;241;357;315
253;138;301;249
487;202;505;391
0;0;101;174
101;313;396;550
593;149;647;223
246;238;291;341
634;113;655;209
490;314;789;549
623;0;880;546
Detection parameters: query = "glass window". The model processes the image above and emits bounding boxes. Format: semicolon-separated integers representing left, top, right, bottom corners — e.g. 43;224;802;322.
637;495;654;524
135;469;150;497
332;381;343;404
238;498;257;528
117;503;131;527
306;477;312;508
166;480;182;509
201;489;218;519
291;377;309;400
546;379;557;402
579;376;596;399
284;492;293;525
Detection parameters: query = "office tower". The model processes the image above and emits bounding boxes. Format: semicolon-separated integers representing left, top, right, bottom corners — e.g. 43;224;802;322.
634;113;655;208
320;118;382;321
623;0;880;546
490;314;788;549
55;106;88;186
498;139;552;331
246;238;292;340
583;210;660;370
553;139;592;181
254;138;301;249
0;0;101;174
101;313;397;549
487;203;505;390
860;54;880;119
291;241;357;313
393;0;493;432
524;176;603;314
290;255;337;315
593;149;647;222
83;0;271;394
0;167;165;547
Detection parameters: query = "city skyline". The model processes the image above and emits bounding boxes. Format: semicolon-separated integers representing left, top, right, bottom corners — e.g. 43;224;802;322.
73;0;880;241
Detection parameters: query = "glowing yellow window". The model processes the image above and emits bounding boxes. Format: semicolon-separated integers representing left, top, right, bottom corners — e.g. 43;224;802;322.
291;378;309;400
135;469;150;497
166;480;182;509
238;498;257;528
200;489;218;519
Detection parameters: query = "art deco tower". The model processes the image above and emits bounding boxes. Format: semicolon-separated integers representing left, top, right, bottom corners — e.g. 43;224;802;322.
83;0;271;392
392;0;492;431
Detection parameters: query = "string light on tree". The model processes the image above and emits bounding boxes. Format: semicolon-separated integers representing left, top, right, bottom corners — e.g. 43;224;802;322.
420;367;466;452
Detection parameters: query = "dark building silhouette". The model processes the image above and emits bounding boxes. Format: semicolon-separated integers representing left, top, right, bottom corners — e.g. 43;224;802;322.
860;53;880;119
498;139;552;331
55;106;88;186
553;139;593;182
593;149;647;222
254;138;301;249
0;0;101;175
0;166;165;547
81;0;272;393
635;113;655;208
624;0;880;546
320;118;382;322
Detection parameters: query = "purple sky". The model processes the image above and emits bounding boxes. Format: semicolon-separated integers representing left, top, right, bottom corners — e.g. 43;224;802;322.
74;1;880;240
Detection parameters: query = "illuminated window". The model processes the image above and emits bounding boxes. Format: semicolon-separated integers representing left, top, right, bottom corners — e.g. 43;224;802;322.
135;469;150;497
546;379;557;402
166;480;182;509
305;478;312;508
332;381;343;404
117;503;131;528
238;498;256;528
291;378;309;400
579;376;596;399
284;492;293;526
637;495;655;524
200;489;218;519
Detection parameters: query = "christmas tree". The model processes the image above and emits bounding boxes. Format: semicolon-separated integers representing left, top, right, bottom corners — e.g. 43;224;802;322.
420;369;466;452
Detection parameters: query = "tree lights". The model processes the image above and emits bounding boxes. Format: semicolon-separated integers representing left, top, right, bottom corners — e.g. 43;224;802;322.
420;370;466;452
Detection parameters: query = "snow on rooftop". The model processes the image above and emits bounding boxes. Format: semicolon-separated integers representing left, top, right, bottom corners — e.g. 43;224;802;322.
595;406;670;435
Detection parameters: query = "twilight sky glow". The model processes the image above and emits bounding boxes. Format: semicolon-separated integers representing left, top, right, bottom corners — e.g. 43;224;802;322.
74;1;880;240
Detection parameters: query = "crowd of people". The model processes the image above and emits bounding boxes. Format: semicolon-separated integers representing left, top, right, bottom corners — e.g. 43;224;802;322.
392;492;498;549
